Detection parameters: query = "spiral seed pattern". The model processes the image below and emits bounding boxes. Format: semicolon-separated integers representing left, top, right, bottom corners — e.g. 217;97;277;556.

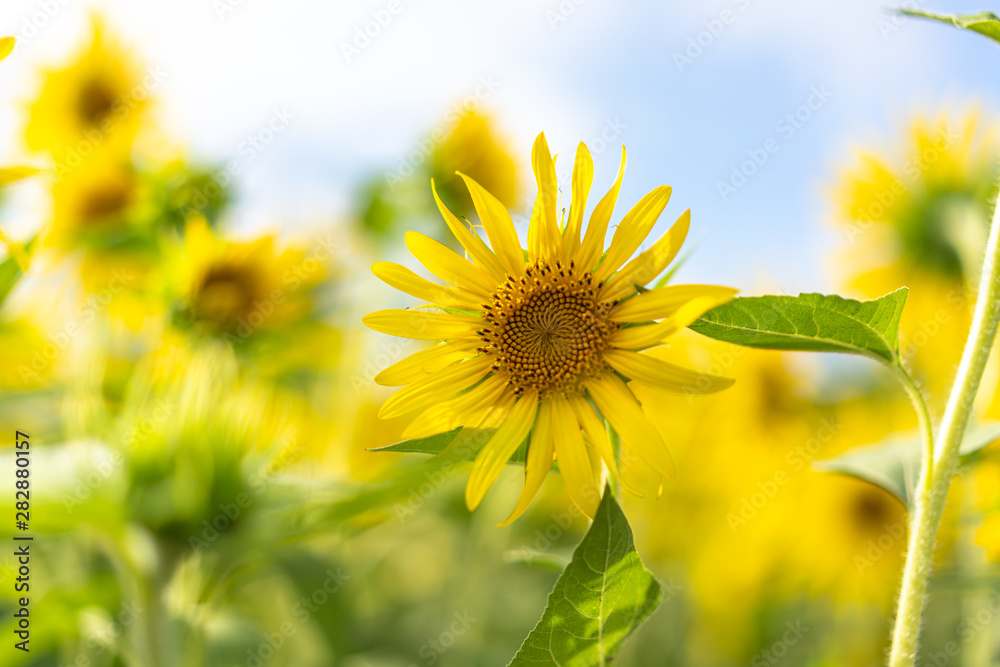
478;259;618;395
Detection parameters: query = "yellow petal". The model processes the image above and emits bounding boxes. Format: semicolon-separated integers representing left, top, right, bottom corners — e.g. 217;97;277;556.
0;167;38;185
378;356;493;419
527;133;560;260
364;309;482;340
609;295;731;349
498;399;555;526
405;231;499;295
402;373;509;439
0;37;13;62
458;174;524;276
562;143;594;263
610;284;738;323
618;441;664;499
465;392;539;510
372;262;485;310
576;146;626;271
585;374;675;479
567;394;619;478
550;394;601;518
374;340;479;386
432;181;507;282
604;349;734;395
599;209;691;301
594;185;672;283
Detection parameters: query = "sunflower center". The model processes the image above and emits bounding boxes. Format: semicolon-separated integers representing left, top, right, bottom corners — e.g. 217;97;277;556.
77;77;118;128
78;179;133;223
193;264;262;332
480;259;617;395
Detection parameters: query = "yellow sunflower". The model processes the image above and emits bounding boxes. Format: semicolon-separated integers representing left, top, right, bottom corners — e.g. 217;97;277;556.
364;133;736;524
176;218;324;341
26;19;148;165
430;110;520;218
833;110;999;398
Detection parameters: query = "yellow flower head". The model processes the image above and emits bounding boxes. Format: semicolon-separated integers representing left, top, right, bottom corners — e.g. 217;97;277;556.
177;218;325;339
26;19;147;162
365;133;736;523
50;157;137;245
834;110;999;287
430;110;520;217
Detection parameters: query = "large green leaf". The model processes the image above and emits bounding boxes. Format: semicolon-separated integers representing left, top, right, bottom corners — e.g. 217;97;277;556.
815;421;1000;507
689;288;908;365
901;9;1000;46
508;489;662;667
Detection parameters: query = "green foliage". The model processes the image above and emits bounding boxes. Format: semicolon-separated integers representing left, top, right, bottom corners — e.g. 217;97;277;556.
815;421;1000;507
901;9;1000;45
689;288;908;366
0;236;35;306
508;489;662;667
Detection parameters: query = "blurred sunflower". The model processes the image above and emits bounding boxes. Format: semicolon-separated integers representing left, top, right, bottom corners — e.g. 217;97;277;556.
50;156;137;244
832;110;1000;397
26;19;147;164
364;133;736;523
429;110;520;218
174;218;325;343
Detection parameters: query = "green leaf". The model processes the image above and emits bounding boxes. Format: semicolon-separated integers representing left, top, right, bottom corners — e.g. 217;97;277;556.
503;549;571;573
0;236;35;306
689;288;908;365
508;489;662;667
815;421;1000;507
370;427;533;465
900;9;1000;46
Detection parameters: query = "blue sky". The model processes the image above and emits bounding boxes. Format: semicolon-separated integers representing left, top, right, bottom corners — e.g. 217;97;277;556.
2;0;998;294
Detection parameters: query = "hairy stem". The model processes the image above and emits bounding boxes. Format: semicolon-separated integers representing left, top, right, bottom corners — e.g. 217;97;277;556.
887;183;1000;666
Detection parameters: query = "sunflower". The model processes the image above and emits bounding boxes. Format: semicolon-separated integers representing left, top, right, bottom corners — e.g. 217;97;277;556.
430;110;520;218
175;218;324;341
833;110;1000;399
26;19;147;164
364;133;736;523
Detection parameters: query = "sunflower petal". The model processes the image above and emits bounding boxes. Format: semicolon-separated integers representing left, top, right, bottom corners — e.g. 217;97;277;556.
403;373;509;439
609;295;732;349
498;399;555;526
576;146;626;271
372;262;485;310
459;173;525;276
604;349;734;395
551;394;601;518
466;392;539;510
378;356;493;419
405;231;499;295
567;394;619;478
610;284;737;323
363;309;482;341
599;209;691;301
562;142;594;263
0;37;13;62
594;185;672;283
527;133;560;260
585;374;674;479
374;340;479;386
432;181;507;282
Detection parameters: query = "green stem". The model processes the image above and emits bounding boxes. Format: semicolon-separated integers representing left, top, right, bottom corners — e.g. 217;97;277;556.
887;181;1000;667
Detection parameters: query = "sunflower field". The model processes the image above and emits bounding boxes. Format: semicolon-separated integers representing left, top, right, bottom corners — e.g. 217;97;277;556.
3;3;1000;667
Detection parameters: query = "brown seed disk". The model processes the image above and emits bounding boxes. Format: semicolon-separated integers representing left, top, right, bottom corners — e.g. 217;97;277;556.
480;259;617;394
